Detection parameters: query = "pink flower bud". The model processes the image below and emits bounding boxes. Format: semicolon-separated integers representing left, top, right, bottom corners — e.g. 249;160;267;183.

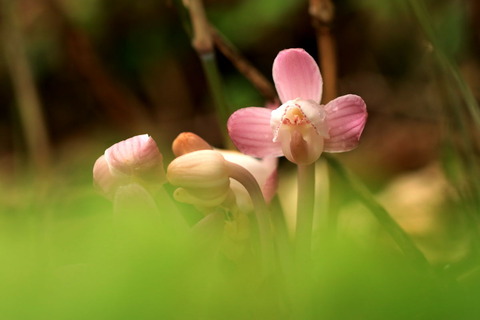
104;134;165;183
93;134;165;198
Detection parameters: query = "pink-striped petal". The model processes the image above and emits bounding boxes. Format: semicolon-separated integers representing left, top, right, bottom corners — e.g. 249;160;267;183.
227;107;283;158
104;134;164;178
272;48;323;103
323;95;367;152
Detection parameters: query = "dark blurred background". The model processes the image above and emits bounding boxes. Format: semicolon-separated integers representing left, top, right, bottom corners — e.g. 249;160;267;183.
1;0;479;187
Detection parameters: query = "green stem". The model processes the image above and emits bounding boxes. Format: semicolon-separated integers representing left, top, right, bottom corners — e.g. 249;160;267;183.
295;163;316;267
325;155;430;270
177;0;232;147
200;52;231;146
270;195;293;274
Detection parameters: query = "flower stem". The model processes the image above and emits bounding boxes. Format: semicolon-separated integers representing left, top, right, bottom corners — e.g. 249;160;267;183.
199;53;230;143
225;161;273;272
309;0;337;103
295;163;316;267
182;0;231;146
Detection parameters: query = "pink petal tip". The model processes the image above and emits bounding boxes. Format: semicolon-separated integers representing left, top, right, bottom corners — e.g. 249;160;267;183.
324;94;367;152
273;48;323;103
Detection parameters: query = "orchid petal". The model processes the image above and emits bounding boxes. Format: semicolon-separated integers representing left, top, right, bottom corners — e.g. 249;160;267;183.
324;95;367;152
227;107;283;158
272;48;323;103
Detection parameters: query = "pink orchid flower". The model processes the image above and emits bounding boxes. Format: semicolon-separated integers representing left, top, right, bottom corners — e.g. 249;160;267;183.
227;48;367;165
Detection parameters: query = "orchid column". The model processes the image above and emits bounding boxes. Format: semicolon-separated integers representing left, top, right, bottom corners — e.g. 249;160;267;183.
228;48;367;265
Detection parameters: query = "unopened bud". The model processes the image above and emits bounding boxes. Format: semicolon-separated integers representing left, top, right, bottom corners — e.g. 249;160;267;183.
167;150;229;189
93;134;165;198
167;150;231;208
172;132;213;157
104;134;165;183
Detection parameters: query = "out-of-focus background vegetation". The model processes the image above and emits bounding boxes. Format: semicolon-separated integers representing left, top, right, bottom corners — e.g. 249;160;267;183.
1;0;480;318
1;0;478;179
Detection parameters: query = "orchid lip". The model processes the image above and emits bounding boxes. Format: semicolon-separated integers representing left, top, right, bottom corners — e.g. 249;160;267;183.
271;99;329;143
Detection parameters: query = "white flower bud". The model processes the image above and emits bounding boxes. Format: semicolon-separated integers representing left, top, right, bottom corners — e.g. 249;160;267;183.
167;150;231;208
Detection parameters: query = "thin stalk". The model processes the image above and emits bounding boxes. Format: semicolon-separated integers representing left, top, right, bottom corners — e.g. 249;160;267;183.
270;195;293;275
289;163;316;319
295;163;316;267
1;0;51;173
309;0;337;103
209;26;277;103
200;53;230;142
226;161;273;272
325;155;431;270
183;0;231;146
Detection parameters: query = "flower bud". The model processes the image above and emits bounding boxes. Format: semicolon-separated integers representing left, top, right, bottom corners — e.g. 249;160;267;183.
172;132;213;157
167;150;231;208
104;134;166;183
93;134;165;198
167;150;229;189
